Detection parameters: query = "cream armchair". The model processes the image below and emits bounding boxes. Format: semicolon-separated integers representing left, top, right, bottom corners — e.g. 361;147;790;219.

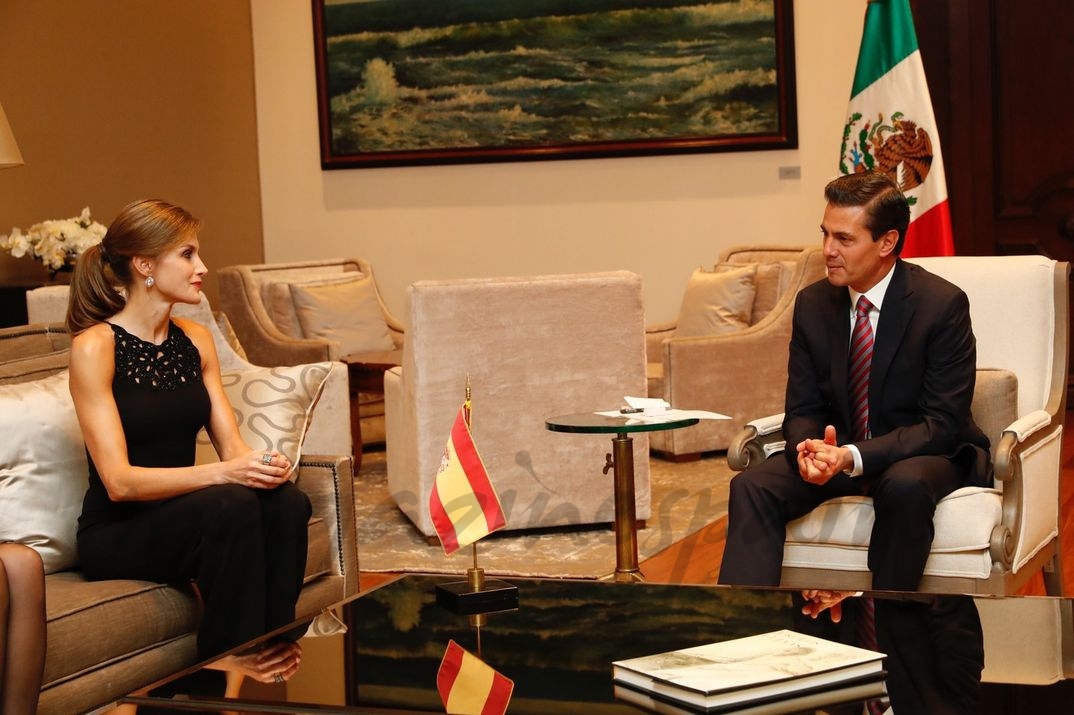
218;258;404;447
384;271;649;538
646;245;827;459
728;255;1069;595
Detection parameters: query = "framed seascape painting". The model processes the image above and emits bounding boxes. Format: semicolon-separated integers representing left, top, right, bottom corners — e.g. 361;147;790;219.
312;0;797;169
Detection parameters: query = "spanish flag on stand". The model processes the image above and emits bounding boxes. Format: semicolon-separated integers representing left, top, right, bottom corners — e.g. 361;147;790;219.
428;403;507;555
437;640;514;715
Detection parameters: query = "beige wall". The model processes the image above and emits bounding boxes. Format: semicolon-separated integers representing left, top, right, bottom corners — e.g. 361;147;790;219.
250;0;865;323
0;1;866;322
0;0;264;303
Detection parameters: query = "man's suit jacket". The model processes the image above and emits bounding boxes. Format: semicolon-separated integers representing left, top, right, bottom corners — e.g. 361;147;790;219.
782;258;992;486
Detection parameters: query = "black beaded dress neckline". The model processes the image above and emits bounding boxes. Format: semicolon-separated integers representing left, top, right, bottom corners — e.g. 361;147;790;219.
108;321;202;391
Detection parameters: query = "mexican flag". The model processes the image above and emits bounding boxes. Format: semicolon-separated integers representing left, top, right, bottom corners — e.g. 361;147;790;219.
839;0;954;257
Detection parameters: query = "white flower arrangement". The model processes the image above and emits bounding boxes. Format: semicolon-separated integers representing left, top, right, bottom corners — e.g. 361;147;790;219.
1;207;107;275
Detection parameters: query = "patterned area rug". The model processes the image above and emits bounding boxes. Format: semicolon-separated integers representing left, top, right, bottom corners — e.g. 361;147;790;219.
354;449;734;579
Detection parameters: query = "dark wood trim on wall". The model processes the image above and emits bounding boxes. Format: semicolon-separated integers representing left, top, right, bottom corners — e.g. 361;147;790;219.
912;0;1074;399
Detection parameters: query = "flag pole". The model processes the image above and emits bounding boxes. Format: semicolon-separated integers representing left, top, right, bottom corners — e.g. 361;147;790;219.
434;373;518;616
464;374;487;593
470;612;485;656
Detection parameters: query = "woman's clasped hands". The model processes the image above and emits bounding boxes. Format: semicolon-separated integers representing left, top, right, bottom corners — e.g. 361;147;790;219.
223;449;293;489
214;641;302;684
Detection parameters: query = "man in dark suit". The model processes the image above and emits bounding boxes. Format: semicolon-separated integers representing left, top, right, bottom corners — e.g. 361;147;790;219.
718;171;988;713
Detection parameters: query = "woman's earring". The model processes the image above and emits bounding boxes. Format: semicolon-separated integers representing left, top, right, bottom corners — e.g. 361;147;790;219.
145;276;155;288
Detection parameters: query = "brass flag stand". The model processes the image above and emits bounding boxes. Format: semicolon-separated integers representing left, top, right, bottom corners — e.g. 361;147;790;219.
435;377;518;616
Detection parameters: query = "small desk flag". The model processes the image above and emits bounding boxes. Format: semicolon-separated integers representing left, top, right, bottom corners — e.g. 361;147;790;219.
429;404;507;555
839;0;954;257
437;640;514;715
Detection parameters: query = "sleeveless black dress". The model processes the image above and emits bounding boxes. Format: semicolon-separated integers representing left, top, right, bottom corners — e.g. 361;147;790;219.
75;320;311;659
78;321;211;531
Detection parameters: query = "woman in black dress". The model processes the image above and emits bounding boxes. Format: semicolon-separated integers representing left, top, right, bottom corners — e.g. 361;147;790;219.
67;199;310;685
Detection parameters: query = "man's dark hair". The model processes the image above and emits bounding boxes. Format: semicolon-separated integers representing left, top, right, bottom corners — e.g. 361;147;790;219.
824;171;911;255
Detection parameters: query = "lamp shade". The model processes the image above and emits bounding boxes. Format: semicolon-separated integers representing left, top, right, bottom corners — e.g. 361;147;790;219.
0;102;24;168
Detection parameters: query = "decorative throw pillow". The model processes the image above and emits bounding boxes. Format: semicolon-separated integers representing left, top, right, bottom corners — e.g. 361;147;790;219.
291;275;396;355
194;363;332;475
264;282;303;337
675;264;757;338
264;274;360;338
0;371;88;574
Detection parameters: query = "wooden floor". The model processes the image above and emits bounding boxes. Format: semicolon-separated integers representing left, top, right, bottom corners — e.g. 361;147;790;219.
640;412;1074;595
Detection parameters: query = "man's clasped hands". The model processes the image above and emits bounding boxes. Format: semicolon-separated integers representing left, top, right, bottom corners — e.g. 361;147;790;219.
797;424;860;621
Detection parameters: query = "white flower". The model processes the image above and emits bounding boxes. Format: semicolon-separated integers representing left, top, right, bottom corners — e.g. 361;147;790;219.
1;207;107;274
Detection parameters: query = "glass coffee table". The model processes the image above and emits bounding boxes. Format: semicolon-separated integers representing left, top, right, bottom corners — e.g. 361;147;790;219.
123;574;1074;714
121;574;854;714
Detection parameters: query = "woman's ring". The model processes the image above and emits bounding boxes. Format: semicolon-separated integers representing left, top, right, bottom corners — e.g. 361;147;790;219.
262;453;272;465
273;673;285;684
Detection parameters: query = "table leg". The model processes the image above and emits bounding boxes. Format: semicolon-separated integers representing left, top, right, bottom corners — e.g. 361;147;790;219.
349;390;363;473
611;433;643;583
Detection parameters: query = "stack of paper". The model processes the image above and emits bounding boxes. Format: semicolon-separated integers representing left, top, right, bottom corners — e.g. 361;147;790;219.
595;396;731;423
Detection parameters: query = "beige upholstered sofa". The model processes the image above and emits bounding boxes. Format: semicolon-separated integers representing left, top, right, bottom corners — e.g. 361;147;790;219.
217;258;403;447
385;271;649;539
645;245;827;459
0;304;358;713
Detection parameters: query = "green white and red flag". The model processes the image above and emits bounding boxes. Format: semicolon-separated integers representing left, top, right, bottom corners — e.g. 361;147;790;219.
839;0;954;256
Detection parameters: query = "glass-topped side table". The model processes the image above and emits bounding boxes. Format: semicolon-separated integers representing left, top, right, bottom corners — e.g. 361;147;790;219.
545;412;699;583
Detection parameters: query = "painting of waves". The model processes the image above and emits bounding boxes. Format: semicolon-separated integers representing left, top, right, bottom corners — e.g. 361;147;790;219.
314;0;796;166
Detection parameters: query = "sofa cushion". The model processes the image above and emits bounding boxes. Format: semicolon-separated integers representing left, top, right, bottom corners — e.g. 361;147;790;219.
675;264;756;338
0;325;72;362
786;487;1002;551
745;260;799;324
783;487;1002;579
291;275;396;354
0;371;88;574
0;349;69;384
195;362;332;469
42;572;199;689
264;274;359;338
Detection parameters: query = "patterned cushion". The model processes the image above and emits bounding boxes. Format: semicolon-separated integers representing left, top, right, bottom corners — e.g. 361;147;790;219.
196;363;332;472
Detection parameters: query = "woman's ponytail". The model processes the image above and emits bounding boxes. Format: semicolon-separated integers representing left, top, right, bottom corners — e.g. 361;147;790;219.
66;242;124;334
